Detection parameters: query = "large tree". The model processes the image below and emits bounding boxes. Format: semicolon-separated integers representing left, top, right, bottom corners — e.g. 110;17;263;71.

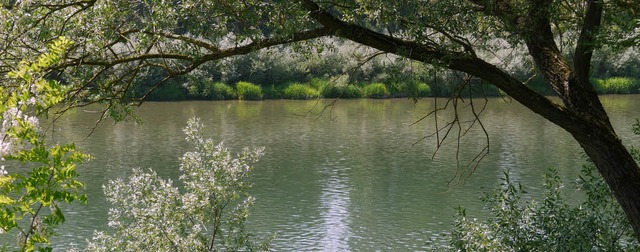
2;0;640;241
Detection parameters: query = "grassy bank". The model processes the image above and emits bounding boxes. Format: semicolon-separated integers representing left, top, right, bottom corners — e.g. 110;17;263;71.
148;78;433;101
145;77;640;101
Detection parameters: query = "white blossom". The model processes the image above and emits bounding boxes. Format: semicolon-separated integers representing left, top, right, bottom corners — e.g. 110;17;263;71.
1;106;40;157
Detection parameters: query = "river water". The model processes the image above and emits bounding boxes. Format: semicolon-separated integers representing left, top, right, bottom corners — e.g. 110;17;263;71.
10;96;640;250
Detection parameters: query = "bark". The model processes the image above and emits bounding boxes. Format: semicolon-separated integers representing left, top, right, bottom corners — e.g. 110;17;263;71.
301;0;640;242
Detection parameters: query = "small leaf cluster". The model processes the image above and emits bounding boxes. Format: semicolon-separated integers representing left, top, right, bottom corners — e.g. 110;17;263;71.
87;117;271;251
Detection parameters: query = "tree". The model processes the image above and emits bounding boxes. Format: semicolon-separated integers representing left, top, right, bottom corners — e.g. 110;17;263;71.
1;0;640;242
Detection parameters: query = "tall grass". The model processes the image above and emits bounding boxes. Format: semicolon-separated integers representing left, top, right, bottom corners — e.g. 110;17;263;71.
207;82;236;100
282;83;319;99
363;83;389;98
592;77;640;94
236;81;263;100
404;80;431;98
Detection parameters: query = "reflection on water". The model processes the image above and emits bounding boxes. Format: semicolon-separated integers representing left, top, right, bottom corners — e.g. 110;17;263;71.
8;96;638;251
318;159;352;251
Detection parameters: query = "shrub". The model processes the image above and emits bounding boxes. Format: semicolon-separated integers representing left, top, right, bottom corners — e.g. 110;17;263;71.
404;81;431;99
363;83;389;98
87;118;271;251
320;84;342;98
262;84;283;99
434;164;639;251
236;81;263;100
206;82;236;100
308;78;331;91
341;84;363;98
319;83;363;98
592;77;640;94
282;83;319;99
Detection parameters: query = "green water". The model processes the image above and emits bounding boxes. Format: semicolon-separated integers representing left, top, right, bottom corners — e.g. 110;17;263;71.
13;96;640;250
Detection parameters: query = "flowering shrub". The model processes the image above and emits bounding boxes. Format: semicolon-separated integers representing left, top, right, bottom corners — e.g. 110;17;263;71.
87;118;271;251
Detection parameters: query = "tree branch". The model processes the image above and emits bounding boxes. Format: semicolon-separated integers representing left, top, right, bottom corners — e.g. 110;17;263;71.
574;0;603;83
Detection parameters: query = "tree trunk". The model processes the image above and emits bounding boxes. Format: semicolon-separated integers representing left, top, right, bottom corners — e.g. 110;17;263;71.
572;121;640;241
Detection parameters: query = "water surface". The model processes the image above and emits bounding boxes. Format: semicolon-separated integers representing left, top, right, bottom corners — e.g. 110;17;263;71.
15;96;640;250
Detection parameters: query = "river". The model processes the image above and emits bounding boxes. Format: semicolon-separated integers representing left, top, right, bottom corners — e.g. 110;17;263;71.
9;95;640;250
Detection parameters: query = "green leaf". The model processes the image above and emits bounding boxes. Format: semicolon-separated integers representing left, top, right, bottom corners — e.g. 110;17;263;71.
0;195;14;205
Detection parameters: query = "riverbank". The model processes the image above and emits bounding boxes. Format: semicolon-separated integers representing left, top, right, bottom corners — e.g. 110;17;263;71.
144;77;640;101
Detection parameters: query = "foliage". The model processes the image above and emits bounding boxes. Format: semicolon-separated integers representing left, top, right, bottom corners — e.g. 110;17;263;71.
362;83;389;98
236;82;263;100
262;85;283;99
592;77;640;94
403;81;431;100
0;37;90;251
438;165;639;251
87;118;271;251
321;83;363;99
282;83;319;99
340;84;364;98
148;84;187;101
209;82;237;100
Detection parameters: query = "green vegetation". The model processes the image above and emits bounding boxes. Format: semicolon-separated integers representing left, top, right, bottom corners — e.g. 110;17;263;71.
87;118;271;251
236;81;264;100
161;78;434;101
188;81;237;100
133;75;640;102
435;164;638;251
592;77;640;94
282;83;319;99
432;120;640;251
208;82;237;100
148;84;187;101
0;37;90;251
363;83;389;98
404;81;432;100
3;0;640;248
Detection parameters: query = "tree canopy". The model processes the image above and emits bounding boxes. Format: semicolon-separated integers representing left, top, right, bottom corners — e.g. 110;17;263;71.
2;0;640;242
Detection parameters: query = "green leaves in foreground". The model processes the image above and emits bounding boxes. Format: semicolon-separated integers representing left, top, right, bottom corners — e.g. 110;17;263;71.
87;118;272;251
1;37;90;251
441;164;639;252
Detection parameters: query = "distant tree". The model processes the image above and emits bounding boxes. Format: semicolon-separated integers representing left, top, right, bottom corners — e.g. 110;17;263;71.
2;0;640;242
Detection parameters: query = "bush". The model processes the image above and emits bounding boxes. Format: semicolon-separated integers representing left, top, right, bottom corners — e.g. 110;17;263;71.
434;164;639;251
282;83;319;99
363;83;389;98
236;81;263;100
592;77;640;94
87;118;271;251
206;82;236;100
319;83;363;98
342;84;363;98
262;84;283;99
320;84;342;98
404;81;431;99
308;78;331;91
